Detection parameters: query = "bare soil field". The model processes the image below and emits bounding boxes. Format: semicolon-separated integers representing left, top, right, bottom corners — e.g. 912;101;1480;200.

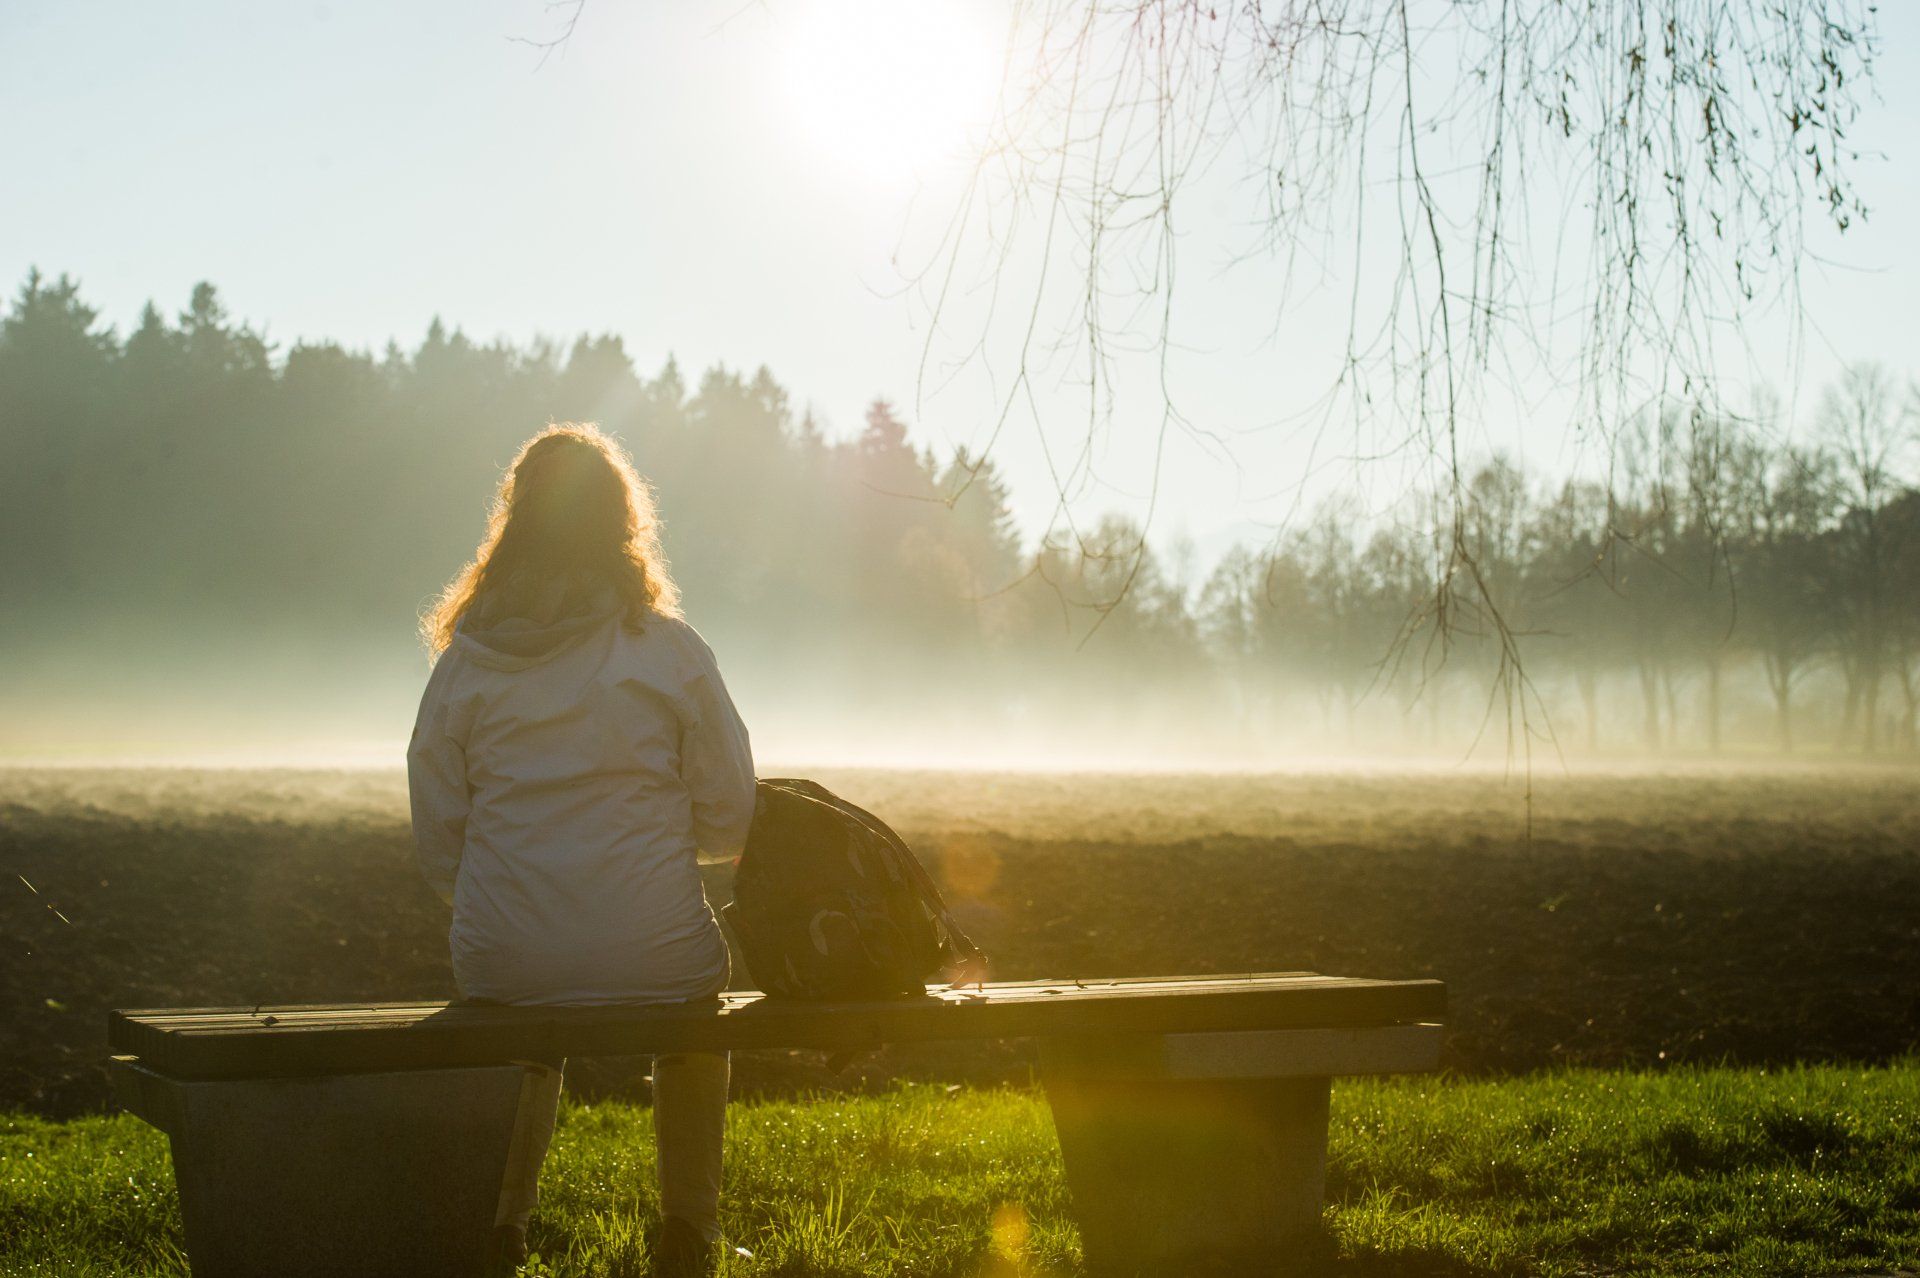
4;763;1917;1116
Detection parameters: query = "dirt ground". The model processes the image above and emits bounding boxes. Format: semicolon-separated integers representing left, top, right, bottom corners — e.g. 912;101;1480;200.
4;763;1917;1115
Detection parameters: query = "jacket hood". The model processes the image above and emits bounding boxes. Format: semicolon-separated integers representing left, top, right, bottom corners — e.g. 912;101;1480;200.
452;574;625;672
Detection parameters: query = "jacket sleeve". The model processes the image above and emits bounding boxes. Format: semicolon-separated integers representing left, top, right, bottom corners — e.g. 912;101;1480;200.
406;658;470;906
674;625;757;862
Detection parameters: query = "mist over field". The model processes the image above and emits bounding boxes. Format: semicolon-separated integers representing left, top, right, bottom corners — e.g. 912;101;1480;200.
5;275;1919;768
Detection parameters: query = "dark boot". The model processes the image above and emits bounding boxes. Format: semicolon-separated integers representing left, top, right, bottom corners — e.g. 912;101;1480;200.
650;1215;717;1278
485;1222;528;1275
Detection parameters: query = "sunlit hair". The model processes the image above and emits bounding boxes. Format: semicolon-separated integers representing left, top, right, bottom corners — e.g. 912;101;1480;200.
421;422;680;655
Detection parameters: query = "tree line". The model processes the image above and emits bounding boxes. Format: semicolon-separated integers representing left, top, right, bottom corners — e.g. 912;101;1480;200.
3;269;1916;757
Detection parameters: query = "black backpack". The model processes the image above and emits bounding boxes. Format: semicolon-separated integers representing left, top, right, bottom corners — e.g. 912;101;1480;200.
721;778;985;999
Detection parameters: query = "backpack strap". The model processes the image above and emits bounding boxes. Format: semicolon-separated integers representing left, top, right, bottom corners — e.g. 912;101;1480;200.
816;791;984;968
761;778;986;969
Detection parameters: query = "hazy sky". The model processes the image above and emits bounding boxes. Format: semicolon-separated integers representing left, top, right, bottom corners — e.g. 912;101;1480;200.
5;0;1918;566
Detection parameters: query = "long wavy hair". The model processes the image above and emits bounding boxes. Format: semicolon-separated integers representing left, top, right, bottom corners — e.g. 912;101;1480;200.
421;422;680;656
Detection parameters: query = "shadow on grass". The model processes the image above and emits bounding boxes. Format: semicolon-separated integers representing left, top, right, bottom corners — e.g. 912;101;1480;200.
513;1226;1521;1278
1304;1250;1512;1278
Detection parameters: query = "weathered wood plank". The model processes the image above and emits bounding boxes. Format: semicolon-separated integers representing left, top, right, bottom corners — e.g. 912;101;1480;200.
109;974;1445;1079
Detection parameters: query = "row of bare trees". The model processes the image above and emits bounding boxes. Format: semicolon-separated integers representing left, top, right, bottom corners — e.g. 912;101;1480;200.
1192;372;1920;754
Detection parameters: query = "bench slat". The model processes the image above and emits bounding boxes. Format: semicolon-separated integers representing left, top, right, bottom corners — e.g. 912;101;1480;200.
109;974;1445;1079
115;975;1342;1032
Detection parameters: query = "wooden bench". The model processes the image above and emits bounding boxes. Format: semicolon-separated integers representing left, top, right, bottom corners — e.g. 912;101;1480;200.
109;972;1446;1277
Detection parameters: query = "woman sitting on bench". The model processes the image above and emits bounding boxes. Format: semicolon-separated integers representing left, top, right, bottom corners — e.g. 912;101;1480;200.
408;422;756;1277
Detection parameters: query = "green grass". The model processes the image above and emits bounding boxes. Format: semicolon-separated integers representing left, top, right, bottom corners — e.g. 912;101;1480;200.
4;1065;1919;1276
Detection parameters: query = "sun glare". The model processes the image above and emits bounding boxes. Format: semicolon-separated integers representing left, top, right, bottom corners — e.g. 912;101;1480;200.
772;0;1004;185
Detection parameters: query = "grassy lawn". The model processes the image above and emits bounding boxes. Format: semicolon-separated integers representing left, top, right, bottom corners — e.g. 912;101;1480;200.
3;1063;1918;1277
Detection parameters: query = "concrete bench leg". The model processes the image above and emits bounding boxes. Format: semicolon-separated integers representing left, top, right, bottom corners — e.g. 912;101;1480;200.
110;1058;527;1278
1038;1025;1439;1276
1041;1062;1330;1275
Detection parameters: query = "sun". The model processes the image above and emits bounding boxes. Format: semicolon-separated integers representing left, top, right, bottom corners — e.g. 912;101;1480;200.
773;0;1005;186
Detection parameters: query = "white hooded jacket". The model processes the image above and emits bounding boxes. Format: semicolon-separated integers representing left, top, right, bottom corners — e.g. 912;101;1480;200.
407;586;755;1006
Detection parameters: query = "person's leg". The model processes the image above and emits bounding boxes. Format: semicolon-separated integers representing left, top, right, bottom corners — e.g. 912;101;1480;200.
652;1051;729;1242
495;1060;565;1233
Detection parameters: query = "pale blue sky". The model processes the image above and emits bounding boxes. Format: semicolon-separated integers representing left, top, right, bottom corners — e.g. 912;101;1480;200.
4;1;1917;569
